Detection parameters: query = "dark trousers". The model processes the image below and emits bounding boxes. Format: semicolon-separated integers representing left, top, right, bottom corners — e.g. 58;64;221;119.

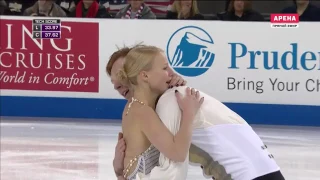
253;171;285;180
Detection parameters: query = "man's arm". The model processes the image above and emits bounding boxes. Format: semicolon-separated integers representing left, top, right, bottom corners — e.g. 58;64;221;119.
113;133;126;177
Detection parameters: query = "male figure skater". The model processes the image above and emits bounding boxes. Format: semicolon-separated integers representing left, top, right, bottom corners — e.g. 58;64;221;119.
107;46;284;180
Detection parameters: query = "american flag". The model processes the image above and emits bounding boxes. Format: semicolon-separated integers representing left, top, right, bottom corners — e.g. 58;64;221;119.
99;0;174;15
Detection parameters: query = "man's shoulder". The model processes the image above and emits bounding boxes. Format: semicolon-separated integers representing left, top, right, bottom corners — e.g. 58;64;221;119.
157;88;175;103
157;86;188;106
162;86;188;97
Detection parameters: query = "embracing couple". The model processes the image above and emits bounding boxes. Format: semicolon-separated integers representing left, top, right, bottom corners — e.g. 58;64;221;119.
106;45;285;180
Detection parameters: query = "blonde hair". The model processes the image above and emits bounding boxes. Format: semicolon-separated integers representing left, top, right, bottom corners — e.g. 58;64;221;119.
117;45;163;86
171;0;199;19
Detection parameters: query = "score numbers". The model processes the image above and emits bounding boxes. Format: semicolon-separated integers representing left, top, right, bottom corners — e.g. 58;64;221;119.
32;19;61;39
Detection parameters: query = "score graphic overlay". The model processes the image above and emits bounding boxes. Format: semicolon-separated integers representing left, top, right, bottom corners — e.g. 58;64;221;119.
32;19;61;39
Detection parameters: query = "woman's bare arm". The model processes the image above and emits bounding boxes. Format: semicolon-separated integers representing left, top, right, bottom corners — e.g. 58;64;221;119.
137;105;194;162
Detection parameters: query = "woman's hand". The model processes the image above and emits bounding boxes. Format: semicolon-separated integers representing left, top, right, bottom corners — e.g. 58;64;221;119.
175;87;204;118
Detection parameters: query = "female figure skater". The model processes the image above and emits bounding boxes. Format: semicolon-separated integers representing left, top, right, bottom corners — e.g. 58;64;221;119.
116;45;204;179
107;46;213;179
116;45;284;180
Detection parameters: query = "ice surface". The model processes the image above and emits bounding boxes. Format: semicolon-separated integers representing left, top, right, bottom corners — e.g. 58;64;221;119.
1;118;320;180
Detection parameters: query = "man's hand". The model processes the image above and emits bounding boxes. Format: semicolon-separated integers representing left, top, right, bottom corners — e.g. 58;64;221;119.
117;176;126;180
113;132;126;177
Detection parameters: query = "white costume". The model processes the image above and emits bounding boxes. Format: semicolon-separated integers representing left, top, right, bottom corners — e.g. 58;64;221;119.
145;86;280;180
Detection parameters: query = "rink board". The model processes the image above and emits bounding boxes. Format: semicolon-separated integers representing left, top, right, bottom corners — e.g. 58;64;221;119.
1;17;319;126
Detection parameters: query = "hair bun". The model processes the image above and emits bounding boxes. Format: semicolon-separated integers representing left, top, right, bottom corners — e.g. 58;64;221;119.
117;68;129;85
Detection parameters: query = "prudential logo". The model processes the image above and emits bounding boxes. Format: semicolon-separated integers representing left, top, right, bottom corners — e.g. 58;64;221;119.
166;26;215;77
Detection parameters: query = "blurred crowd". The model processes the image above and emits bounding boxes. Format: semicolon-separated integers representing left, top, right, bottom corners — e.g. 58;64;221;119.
0;0;320;21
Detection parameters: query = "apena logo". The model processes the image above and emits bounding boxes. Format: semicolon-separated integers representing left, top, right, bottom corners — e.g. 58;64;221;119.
270;14;299;28
166;26;215;77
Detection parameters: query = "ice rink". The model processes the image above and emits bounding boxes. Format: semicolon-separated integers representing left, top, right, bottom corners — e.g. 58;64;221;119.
1;117;320;180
